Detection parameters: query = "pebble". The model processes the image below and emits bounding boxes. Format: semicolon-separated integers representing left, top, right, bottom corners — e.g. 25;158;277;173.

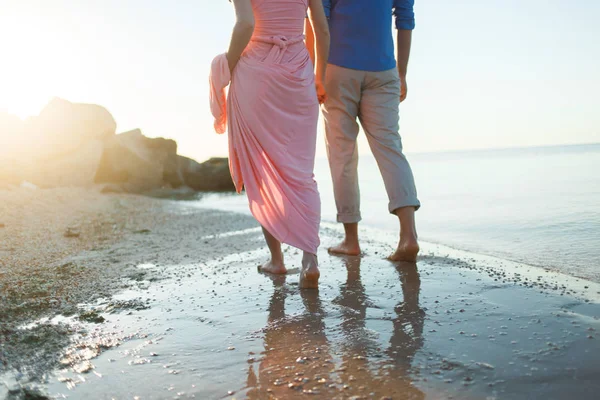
477;362;495;370
303;389;320;395
1;374;20;393
64;227;81;238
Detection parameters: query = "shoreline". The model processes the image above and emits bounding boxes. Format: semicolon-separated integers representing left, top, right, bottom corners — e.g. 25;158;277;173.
190;193;600;285
1;188;599;399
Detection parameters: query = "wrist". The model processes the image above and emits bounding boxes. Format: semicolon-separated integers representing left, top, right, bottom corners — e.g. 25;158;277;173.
226;53;237;71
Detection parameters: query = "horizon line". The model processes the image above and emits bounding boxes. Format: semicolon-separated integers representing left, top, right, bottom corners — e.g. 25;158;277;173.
404;141;600;157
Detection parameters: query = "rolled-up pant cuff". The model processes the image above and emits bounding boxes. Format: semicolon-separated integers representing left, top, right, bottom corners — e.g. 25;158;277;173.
389;198;421;214
337;213;362;224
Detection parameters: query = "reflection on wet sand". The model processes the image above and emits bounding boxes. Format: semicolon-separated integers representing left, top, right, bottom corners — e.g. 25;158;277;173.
334;258;425;399
246;275;333;398
246;258;426;399
387;261;425;368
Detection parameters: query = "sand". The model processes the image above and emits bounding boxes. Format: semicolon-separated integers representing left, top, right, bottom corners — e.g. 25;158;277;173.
1;187;599;399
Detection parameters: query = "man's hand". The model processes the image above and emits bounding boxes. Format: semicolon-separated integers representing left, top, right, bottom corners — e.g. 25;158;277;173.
396;29;412;103
400;75;408;103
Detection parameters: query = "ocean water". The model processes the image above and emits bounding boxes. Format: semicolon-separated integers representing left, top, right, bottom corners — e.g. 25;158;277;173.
197;144;600;282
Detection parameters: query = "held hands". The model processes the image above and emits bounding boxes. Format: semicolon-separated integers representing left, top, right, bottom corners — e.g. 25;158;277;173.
316;80;327;104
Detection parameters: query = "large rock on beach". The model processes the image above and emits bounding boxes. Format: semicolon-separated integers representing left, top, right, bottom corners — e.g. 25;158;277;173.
27;139;106;187
0;98;116;187
179;157;235;192
1;98;234;193
95;130;163;193
24;97;117;160
94;129;185;193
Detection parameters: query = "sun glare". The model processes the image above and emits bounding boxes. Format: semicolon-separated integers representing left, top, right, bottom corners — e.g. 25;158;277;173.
0;15;72;120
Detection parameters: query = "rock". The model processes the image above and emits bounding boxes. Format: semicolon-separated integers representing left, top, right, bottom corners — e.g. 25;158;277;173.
1;99;233;193
95;129;182;192
72;361;94;374
64;227;81;238
95;131;163;192
24;98;116;160
1;98;116;187
26;139;105;188
78;310;105;323
179;157;235;191
2;372;20;393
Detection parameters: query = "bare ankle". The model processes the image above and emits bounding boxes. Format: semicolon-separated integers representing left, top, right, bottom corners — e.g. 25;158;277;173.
302;252;318;267
400;234;418;244
272;257;284;267
300;253;319;289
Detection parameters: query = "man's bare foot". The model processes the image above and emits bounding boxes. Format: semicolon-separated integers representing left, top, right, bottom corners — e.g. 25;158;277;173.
328;240;361;256
299;253;319;289
388;238;420;262
258;260;287;275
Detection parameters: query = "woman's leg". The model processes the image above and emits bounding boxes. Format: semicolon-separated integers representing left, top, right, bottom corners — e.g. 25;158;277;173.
300;251;320;289
259;226;287;274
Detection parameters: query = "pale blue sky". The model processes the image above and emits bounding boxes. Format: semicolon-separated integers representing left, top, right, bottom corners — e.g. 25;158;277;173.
1;0;599;161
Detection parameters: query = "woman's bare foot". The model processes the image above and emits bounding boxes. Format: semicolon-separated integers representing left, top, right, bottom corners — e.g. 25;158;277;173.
258;259;287;275
299;253;320;289
328;240;361;256
388;238;420;262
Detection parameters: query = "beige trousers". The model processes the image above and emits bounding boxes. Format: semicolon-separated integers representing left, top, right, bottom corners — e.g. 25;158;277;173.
323;64;420;224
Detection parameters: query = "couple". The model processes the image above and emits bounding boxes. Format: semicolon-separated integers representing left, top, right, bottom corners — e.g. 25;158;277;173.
210;0;420;289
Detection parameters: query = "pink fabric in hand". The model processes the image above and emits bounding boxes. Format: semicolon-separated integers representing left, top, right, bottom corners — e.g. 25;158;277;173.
209;53;231;134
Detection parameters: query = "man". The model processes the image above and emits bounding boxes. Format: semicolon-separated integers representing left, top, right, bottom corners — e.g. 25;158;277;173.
311;0;420;261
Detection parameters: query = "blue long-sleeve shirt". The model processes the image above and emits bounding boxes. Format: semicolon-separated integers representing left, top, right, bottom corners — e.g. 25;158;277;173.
322;0;415;72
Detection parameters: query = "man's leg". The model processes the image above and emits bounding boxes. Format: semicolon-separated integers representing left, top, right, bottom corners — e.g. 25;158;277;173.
358;68;420;261
322;64;363;255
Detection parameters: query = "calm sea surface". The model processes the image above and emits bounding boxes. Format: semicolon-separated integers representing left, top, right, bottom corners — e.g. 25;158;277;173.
197;144;600;282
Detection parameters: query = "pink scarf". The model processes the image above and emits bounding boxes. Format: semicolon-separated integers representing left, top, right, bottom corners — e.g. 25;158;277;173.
209;53;231;134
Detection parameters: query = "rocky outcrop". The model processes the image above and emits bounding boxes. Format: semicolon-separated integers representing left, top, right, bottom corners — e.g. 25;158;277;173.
0;99;117;187
0;98;235;193
178;157;235;192
94;129;183;193
24;98;117;161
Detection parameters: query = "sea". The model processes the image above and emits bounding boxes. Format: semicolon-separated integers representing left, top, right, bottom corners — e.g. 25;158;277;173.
196;143;600;283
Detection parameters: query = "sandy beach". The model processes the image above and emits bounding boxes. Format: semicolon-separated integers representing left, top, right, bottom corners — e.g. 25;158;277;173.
1;187;599;399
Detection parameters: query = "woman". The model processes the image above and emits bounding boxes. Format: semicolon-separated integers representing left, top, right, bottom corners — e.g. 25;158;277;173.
213;0;330;288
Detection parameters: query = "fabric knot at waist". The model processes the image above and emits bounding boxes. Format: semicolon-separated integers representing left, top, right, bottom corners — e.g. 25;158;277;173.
250;34;306;63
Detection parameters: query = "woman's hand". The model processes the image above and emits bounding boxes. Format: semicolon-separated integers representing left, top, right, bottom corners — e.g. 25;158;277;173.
308;0;330;105
226;52;237;75
316;80;327;104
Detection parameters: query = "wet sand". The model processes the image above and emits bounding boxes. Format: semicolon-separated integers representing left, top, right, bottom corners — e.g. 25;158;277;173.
1;190;600;399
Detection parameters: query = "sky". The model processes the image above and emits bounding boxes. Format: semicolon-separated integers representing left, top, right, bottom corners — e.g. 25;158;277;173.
1;0;599;162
